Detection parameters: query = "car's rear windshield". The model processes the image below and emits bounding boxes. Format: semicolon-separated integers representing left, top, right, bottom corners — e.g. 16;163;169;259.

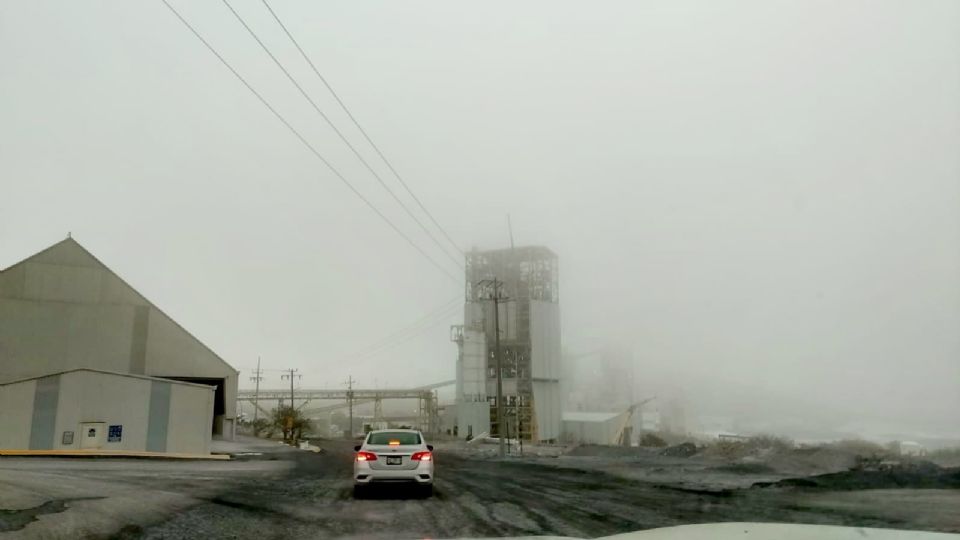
367;432;421;445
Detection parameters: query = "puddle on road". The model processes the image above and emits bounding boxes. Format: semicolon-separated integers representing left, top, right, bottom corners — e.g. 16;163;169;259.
0;497;105;532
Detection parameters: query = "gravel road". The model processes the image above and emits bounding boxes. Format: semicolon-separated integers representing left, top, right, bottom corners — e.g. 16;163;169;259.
2;439;958;539
138;440;960;539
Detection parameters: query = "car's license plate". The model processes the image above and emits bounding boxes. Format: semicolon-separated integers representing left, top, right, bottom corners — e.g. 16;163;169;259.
386;456;402;465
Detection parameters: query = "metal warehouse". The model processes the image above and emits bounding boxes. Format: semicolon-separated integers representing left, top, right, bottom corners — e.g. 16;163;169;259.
0;237;238;454
0;369;214;454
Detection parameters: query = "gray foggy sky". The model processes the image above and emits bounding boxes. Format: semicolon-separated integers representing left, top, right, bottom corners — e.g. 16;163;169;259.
2;1;958;437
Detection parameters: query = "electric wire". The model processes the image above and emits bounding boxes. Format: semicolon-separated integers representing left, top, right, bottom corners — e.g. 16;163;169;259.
260;0;465;258
222;0;463;269
158;0;460;283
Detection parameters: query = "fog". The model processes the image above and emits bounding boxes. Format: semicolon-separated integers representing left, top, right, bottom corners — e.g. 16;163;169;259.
2;1;958;442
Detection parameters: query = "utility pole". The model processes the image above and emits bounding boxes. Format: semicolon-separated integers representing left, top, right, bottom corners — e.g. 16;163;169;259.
479;277;507;458
494;279;505;458
518;407;524;456
345;375;355;439
506;408;512;455
281;368;300;408
280;369;301;443
250;357;263;423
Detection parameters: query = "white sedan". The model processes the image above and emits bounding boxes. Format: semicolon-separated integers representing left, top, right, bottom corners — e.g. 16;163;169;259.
353;429;434;497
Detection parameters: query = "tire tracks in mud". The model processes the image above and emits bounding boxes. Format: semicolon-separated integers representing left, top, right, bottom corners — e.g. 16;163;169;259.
237;444;695;538
441;457;644;537
135;441;937;539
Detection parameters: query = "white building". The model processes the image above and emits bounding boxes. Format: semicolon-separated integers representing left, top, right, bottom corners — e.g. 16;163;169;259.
0;369;214;454
0;238;238;453
562;411;630;445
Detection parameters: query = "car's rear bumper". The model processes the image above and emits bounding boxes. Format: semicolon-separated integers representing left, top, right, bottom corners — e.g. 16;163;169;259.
354;462;433;485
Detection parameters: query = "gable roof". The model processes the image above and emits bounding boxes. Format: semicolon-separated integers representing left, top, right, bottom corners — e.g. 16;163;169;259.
562;411;624;423
1;236;238;375
0;368;217;390
0;237;100;273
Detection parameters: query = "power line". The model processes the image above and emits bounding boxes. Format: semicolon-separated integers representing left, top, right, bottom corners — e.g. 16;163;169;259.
221;0;463;270
351;302;461;363
259;0;464;259
158;0;460;283
346;296;460;360
353;311;457;363
247;299;459;376
252;299;460;377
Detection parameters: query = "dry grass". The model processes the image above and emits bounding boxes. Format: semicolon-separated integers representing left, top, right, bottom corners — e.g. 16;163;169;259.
701;434;795;459
639;432;668;447
826;439;887;456
929;447;960;467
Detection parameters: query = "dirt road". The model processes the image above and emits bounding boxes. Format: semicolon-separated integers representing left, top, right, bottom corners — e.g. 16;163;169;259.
2;439;958;539
140;440;960;539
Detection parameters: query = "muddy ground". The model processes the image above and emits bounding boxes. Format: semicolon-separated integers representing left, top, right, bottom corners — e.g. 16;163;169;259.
1;438;958;539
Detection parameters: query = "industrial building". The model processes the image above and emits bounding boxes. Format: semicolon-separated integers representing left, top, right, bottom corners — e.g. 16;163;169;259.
561;411;630;446
0;238;238;454
561;346;647;444
0;369;214;454
451;246;562;442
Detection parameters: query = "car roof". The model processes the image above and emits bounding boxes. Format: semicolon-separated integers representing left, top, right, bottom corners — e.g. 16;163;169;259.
367;428;420;434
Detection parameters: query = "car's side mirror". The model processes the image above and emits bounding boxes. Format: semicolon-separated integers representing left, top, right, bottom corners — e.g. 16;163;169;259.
354;445;361;452
427;444;434;451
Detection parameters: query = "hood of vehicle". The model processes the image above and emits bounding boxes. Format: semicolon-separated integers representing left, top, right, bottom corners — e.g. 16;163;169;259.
468;522;959;540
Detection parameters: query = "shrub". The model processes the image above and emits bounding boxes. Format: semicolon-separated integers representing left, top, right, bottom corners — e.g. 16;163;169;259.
640;432;668;447
930;447;960;458
702;440;750;459
700;434;794;459
830;439;886;456
746;434;794;453
928;447;960;467
251;418;271;437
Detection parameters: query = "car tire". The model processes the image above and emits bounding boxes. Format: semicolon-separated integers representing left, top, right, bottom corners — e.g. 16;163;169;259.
353;485;366;499
419;484;434;498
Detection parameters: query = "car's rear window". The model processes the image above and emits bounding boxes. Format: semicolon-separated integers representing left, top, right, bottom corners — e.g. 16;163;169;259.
367;432;421;445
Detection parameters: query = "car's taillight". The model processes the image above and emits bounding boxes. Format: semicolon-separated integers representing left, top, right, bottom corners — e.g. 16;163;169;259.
355;451;377;462
411;451;432;461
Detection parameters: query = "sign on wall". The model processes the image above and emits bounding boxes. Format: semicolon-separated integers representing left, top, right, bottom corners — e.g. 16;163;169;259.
62;431;74;445
108;425;122;443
